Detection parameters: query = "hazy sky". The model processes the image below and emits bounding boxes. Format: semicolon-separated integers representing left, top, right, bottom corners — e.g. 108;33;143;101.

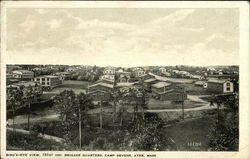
6;8;239;66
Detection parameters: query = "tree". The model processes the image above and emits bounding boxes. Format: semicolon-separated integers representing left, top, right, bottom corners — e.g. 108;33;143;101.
121;113;172;151
132;80;149;125
23;84;40;131
119;87;132;126
76;92;93;148
7;86;23;132
208;94;239;151
54;90;77;132
53;90;93;148
129;87;141;122
117;84;148;128
110;87;121;126
137;87;148;125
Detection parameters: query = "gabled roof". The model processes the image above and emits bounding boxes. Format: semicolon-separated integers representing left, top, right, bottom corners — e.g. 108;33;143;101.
35;75;60;79
116;82;137;87
158;89;174;94
89;82;114;89
172;70;180;73
162;72;171;75
144;78;158;83
117;69;124;72
158;89;185;94
7;81;38;88
104;66;115;70
194;81;206;85
192;75;202;78
207;79;231;84
12;70;34;74
179;71;190;75
60;72;72;75
135;69;145;72
152;82;171;88
95;78;114;84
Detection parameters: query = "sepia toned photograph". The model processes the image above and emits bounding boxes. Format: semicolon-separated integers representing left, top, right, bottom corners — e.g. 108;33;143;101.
6;64;239;151
0;1;249;159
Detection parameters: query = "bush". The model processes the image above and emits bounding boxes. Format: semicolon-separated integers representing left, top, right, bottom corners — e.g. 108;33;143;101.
31;121;66;138
7;131;65;150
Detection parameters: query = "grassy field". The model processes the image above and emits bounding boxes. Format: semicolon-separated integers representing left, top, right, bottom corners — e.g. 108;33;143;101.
180;83;212;95
62;80;92;89
147;98;205;110
8;114;216;151
163;115;216;151
50;80;92;94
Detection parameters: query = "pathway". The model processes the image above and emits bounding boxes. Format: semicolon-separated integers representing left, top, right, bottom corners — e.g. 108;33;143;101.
7;127;65;143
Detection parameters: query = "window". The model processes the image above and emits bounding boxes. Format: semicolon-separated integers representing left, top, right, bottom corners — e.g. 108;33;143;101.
47;82;50;86
226;82;230;86
226;87;230;91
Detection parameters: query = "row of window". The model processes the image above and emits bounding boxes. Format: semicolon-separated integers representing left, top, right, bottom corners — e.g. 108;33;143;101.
104;70;115;74
41;82;50;85
34;78;51;82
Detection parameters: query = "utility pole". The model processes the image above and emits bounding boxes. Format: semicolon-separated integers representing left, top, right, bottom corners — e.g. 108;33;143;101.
11;101;15;133
78;104;82;148
217;97;220;124
27;87;33;131
100;101;103;129
182;92;184;120
87;84;89;94
27;103;31;131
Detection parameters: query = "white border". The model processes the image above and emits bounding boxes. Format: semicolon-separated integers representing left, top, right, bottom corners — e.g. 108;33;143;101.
1;1;249;159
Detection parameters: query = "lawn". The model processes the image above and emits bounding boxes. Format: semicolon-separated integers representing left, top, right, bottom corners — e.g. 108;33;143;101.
147;98;205;110
50;80;92;94
162;115;216;151
8;114;217;151
179;83;212;95
62;80;92;89
38;93;55;100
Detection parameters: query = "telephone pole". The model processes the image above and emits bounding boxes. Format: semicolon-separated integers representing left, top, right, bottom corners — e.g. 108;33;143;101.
100;101;103;129
78;104;82;148
182;92;184;120
27;103;31;131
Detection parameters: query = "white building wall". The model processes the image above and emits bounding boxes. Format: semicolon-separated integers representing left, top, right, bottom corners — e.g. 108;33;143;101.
223;81;233;93
159;68;166;73
101;74;115;80
103;69;115;75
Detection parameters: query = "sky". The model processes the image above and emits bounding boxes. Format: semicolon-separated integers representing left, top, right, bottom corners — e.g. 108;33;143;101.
6;8;239;66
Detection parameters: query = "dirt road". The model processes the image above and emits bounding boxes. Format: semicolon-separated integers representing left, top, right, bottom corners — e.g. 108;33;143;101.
7;94;213;125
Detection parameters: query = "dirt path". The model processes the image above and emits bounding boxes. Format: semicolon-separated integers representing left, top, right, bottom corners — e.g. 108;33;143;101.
148;72;194;83
7;127;65;143
7;94;213;126
146;104;222;113
187;95;209;103
7;109;59;126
